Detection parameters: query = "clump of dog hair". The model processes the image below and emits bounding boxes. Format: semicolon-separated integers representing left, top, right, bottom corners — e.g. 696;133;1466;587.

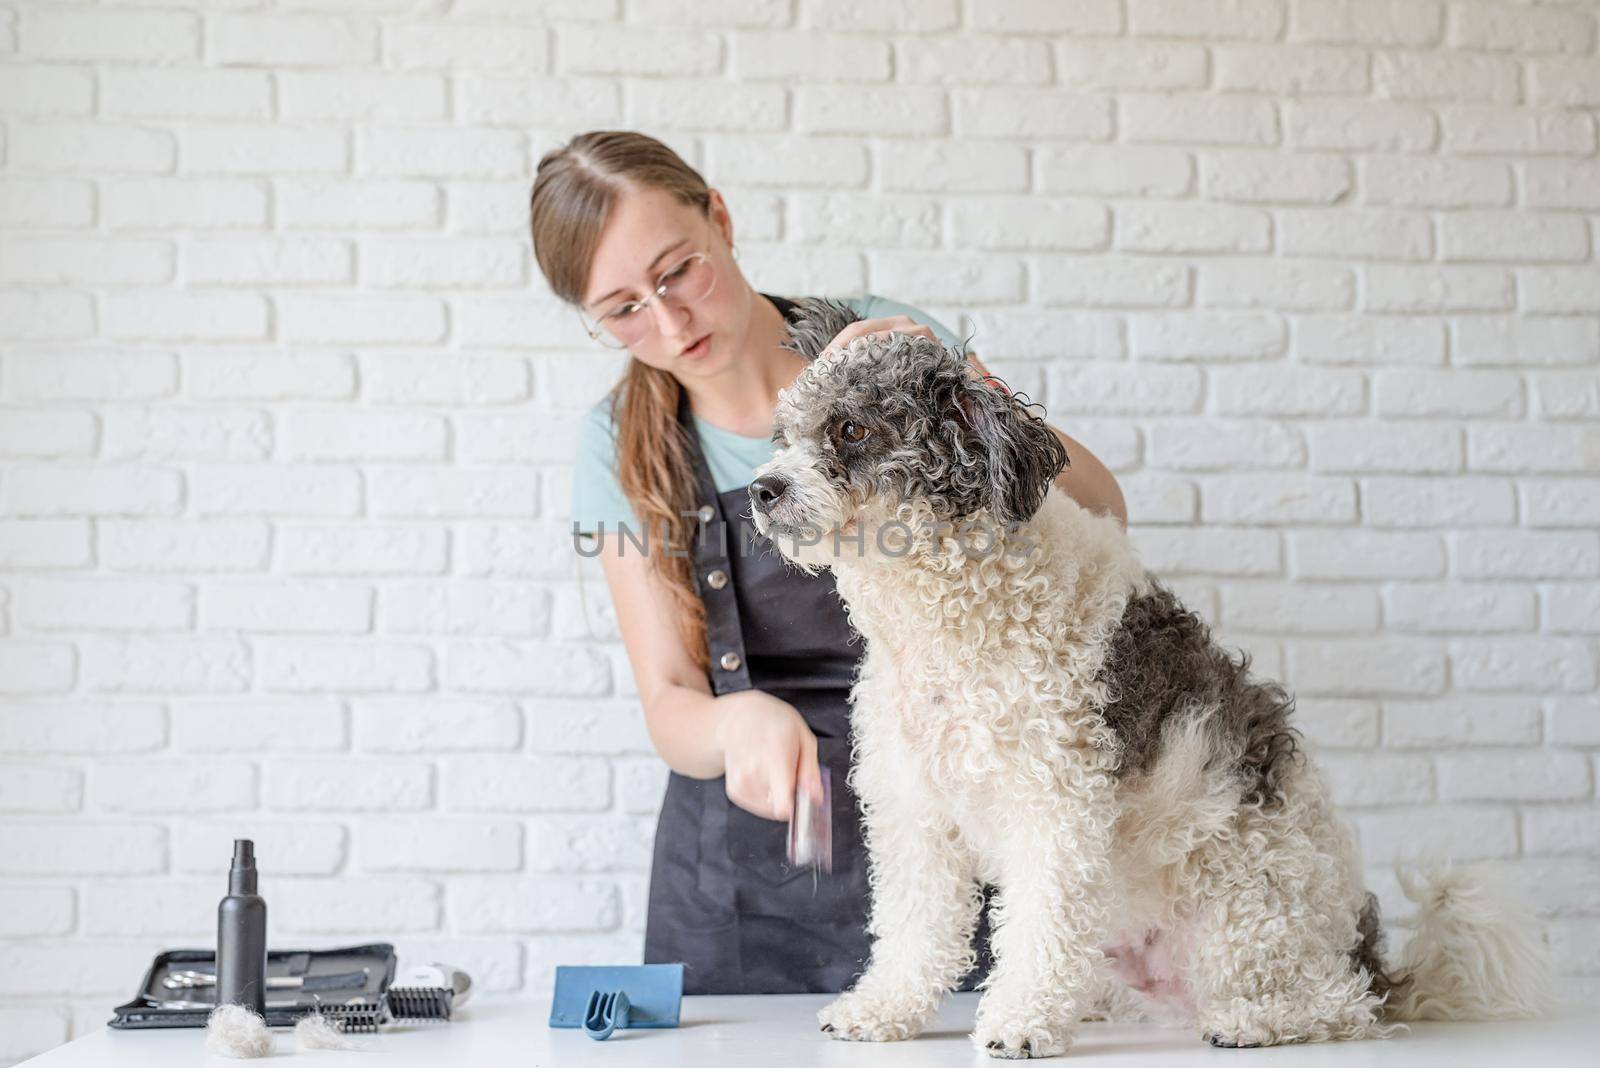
205;1004;273;1059
295;1009;368;1051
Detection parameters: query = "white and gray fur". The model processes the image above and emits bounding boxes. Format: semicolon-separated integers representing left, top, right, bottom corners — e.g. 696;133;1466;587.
765;300;1067;529
749;298;1553;1059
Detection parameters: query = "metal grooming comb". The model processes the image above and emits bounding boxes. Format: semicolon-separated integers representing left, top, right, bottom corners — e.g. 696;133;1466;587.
314;961;470;1032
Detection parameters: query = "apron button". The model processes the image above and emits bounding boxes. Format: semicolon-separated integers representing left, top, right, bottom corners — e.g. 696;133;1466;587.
697;504;715;523
706;568;728;590
719;651;742;672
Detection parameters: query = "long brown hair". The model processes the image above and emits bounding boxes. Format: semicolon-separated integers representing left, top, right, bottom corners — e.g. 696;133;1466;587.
530;131;713;673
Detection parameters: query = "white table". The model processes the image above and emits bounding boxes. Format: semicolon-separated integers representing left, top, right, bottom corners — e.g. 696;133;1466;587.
22;994;1599;1065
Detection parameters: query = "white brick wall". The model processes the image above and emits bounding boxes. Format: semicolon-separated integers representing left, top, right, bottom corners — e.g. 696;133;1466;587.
1;0;1598;1059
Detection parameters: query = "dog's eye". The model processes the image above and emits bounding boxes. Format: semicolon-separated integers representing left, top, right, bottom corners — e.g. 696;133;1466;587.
834;420;870;445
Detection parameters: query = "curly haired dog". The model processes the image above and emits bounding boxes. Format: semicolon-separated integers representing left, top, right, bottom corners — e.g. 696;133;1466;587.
746;299;1552;1059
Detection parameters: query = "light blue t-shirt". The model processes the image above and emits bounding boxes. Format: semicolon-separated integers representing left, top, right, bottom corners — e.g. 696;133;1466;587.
570;293;964;535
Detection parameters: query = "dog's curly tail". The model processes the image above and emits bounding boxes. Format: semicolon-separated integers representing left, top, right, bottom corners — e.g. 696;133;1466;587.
1380;861;1555;1022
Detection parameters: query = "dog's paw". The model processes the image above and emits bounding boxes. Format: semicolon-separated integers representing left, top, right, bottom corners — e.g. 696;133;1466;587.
816;991;925;1043
984;1037;1035;1059
972;1003;1070;1060
1199;1008;1288;1048
1205;1031;1262;1049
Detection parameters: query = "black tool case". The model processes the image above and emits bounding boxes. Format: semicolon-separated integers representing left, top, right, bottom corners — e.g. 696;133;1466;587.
110;943;397;1029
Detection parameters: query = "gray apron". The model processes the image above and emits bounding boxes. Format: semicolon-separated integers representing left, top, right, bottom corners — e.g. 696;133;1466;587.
640;293;996;994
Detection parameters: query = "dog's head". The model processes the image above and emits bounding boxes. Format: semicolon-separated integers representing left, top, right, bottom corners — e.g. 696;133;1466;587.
749;299;1067;566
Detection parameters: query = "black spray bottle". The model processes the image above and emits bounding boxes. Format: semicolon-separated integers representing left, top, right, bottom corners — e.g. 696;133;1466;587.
216;838;268;1015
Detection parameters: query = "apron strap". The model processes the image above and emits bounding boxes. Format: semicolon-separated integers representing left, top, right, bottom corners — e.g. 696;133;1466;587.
676;387;753;696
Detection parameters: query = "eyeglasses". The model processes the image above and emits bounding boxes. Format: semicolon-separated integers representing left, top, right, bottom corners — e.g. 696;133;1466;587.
579;227;719;350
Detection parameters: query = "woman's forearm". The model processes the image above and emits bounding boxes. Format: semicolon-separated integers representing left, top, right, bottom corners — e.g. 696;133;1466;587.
1045;423;1128;529
641;682;728;780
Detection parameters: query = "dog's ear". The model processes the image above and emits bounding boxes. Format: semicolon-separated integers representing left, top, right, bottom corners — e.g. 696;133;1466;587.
781;298;864;362
952;375;1069;526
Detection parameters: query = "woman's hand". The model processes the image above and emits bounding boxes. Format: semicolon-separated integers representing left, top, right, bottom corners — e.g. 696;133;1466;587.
824;317;1000;389
821;314;940;354
714;689;824;821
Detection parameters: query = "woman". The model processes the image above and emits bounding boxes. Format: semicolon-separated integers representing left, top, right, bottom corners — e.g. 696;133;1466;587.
530;131;1128;996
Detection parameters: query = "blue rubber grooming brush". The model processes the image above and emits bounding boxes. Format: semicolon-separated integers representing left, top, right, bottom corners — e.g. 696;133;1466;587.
548;964;684;1041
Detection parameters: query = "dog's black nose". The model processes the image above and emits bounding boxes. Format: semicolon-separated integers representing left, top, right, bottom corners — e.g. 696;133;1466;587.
750;474;789;511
